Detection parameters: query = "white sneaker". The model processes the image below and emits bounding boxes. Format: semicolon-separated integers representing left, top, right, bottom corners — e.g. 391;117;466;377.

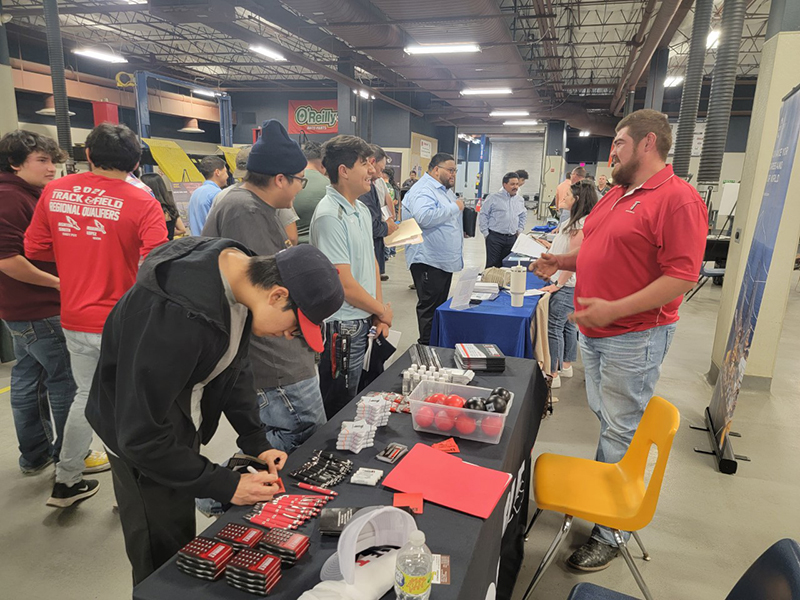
551;375;561;389
561;366;574;378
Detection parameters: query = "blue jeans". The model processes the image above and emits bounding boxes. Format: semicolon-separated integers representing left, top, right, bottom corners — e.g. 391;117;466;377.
318;318;371;418
6;317;76;472
59;330;102;486
547;286;578;374
580;323;676;547
258;374;326;453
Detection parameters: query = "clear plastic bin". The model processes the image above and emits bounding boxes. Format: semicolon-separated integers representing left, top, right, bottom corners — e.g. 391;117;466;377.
407;380;514;445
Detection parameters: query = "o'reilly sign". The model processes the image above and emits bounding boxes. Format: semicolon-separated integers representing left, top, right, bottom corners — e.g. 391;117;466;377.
288;99;339;134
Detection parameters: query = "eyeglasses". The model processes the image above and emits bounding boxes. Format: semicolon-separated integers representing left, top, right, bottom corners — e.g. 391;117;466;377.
284;174;308;189
437;166;458;174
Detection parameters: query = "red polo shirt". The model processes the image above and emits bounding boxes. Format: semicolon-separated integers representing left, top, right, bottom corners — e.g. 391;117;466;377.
575;165;708;338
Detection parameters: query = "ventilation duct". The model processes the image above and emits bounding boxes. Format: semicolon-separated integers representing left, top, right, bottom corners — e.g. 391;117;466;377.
42;0;73;163
697;0;747;186
673;0;714;179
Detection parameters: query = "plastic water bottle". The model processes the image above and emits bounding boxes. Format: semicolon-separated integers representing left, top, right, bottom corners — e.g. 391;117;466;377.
394;530;433;600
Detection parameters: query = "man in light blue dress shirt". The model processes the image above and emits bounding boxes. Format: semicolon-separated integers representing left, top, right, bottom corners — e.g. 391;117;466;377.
188;155;228;234
402;153;464;344
479;172;526;267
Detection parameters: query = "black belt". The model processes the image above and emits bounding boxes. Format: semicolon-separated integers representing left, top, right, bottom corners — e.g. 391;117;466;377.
489;230;516;238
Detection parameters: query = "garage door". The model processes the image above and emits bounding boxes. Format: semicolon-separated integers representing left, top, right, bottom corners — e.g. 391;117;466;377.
487;139;543;198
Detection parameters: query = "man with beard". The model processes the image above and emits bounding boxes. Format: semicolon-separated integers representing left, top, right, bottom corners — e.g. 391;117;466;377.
402;153;464;345
530;109;707;572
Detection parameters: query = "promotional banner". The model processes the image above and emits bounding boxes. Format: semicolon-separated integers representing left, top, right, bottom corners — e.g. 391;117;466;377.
385;151;403;183
288;99;338;134
707;84;800;461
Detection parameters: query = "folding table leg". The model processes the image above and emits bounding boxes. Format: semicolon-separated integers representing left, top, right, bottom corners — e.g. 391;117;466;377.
524;508;543;541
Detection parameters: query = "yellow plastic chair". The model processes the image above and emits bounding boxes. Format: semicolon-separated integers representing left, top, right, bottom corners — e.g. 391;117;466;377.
522;396;680;600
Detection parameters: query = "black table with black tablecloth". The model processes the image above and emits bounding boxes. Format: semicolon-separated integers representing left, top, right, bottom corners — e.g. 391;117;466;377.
133;348;547;600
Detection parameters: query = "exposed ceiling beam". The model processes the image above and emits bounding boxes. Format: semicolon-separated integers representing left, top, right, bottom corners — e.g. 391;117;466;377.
4;3;148;17
204;20;424;116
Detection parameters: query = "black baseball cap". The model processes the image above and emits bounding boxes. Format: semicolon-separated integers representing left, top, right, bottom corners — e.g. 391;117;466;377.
274;245;344;352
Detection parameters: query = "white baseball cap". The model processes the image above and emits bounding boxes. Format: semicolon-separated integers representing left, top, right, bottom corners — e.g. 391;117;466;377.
320;506;418;585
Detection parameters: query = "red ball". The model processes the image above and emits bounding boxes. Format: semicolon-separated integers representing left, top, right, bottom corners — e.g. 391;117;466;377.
455;415;477;435
434;410;455;432
444;395;466;409
415;405;436;428
481;415;503;438
426;393;447;404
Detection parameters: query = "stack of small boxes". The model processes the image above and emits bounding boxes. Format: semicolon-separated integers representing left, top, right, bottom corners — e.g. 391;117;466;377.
336;420;376;453
225;548;283;595
258;528;311;566
176;537;235;581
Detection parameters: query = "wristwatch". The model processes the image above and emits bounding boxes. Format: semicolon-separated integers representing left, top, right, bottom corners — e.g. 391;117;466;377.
555;282;564;289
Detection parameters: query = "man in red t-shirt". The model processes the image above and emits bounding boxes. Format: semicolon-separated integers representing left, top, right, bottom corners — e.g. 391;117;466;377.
25;123;168;508
0;130;76;478
531;109;707;572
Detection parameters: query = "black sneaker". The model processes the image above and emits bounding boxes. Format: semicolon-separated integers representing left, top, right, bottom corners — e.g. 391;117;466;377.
380;274;389;281
46;479;100;508
567;538;619;572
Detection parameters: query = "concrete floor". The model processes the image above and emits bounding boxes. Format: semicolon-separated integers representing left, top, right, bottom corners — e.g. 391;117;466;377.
1;218;799;599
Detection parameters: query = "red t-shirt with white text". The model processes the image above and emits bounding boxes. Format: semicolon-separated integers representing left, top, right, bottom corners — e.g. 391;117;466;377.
24;172;168;333
575;165;708;338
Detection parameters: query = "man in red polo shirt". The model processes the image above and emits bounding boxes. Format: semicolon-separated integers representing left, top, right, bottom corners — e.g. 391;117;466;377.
25;123;168;508
531;109;707;571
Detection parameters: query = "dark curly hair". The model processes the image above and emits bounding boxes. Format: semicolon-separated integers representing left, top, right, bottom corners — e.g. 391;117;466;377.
0;130;67;173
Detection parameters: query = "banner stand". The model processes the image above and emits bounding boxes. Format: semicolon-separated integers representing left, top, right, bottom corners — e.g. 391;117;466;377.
691;408;749;475
695;81;800;475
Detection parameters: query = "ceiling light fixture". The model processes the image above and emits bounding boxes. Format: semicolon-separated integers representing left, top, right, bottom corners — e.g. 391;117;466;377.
664;75;684;87
193;89;221;98
503;119;538;126
461;88;513;96
579;131;591;137
250;45;287;62
490;110;530;117
73;48;127;63
404;43;481;55
707;30;721;49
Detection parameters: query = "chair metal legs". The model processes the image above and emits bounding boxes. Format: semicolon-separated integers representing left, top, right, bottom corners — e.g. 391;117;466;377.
632;530;651;561
522;515;573;600
524;508;543;541
613;530;654;600
684;276;708;302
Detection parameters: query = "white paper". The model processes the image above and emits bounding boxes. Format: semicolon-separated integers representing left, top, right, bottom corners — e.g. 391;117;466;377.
385;218;423;247
381;205;393;221
524;288;547;296
387;329;402;348
449;267;481;310
511;234;548;259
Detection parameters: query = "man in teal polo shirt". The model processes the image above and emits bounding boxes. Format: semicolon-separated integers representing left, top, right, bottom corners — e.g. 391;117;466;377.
310;136;393;417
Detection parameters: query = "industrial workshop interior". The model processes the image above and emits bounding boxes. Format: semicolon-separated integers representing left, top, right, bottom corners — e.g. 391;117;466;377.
0;0;799;599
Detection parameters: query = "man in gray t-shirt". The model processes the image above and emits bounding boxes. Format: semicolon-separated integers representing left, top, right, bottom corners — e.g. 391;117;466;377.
293;141;329;244
203;119;323;452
